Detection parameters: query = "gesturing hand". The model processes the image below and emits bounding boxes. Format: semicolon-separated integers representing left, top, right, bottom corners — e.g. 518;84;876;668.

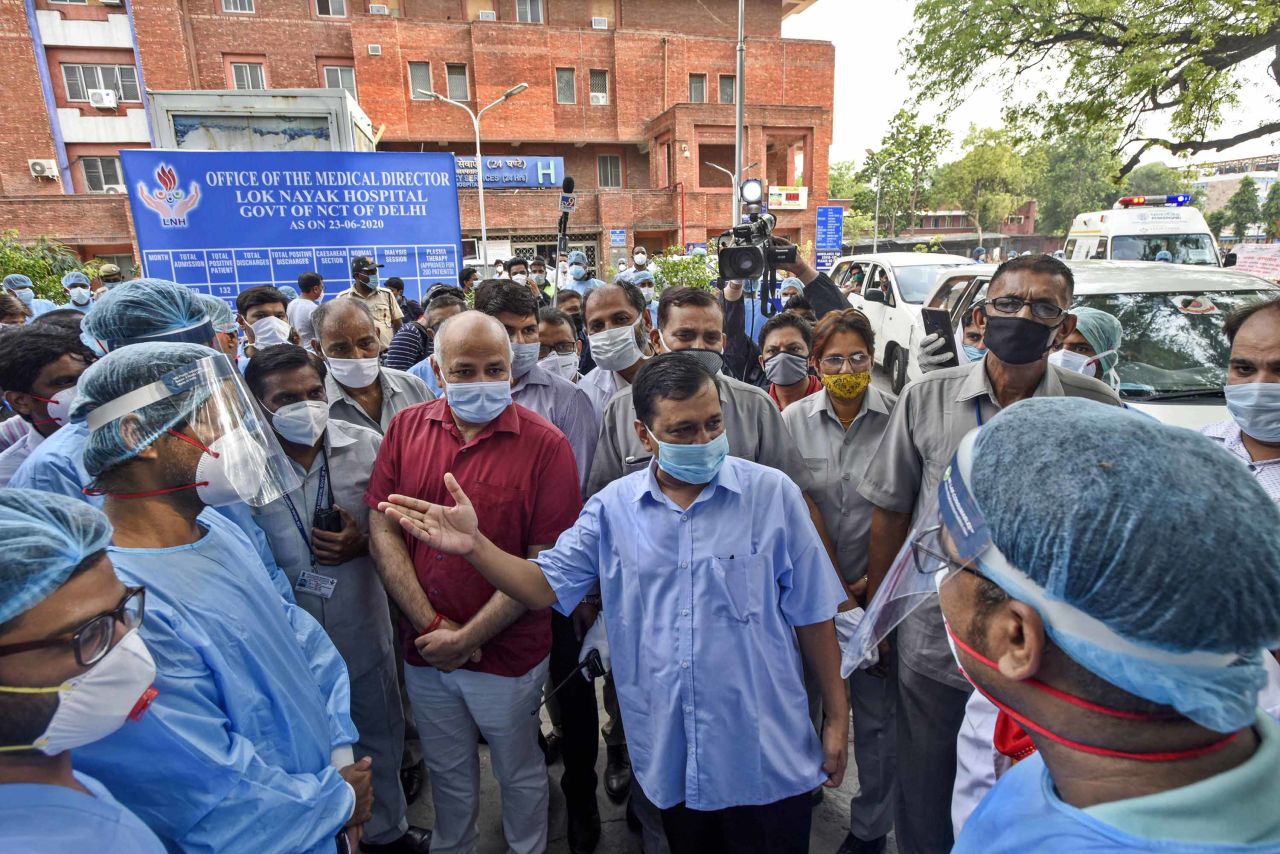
378;473;479;556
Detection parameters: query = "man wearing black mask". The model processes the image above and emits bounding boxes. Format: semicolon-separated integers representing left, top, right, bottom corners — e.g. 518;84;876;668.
854;254;1121;854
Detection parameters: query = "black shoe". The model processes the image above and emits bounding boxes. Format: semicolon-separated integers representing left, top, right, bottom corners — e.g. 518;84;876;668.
542;731;562;766
360;826;432;854
604;745;632;801
810;786;825;807
399;761;425;804
835;833;887;854
567;809;601;854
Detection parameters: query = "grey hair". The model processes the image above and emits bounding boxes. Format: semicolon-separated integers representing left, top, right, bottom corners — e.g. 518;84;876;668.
433;310;514;368
311;297;376;346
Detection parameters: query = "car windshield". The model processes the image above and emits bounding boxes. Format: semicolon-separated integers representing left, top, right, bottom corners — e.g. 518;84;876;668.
894;264;966;303
1109;234;1218;265
1073;289;1278;400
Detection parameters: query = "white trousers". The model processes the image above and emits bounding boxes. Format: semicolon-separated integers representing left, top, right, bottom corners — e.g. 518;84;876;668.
404;657;549;854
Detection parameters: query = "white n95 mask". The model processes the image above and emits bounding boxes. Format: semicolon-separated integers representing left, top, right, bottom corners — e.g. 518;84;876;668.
326;356;380;389
195;426;270;507
270;400;329;445
251;316;292;348
539;352;579;380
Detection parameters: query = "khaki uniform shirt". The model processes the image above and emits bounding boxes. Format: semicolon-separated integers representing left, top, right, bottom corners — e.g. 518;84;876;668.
336;286;403;348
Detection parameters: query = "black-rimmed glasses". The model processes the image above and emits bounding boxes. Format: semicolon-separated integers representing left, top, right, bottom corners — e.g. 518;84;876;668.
0;587;145;667
982;295;1067;322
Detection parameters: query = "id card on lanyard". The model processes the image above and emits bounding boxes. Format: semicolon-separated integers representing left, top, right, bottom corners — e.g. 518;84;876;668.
284;454;337;599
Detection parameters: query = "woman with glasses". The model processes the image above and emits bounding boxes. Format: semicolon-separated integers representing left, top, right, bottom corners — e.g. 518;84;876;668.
780;308;900;854
0;488;164;853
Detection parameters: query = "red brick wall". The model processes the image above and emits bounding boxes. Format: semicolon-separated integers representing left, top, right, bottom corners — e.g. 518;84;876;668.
1;0;61;197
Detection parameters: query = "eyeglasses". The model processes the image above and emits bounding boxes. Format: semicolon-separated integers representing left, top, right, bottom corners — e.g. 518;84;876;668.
983;295;1067;322
0;587;145;667
908;525;993;587
818;353;871;372
539;342;576;358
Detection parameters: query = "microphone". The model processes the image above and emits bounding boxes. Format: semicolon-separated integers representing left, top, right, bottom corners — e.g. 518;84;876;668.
557;176;575;255
531;648;604;716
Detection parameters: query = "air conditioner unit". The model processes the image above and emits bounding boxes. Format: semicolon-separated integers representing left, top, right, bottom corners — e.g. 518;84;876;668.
88;89;118;109
589;92;607;106
28;159;58;180
591;17;608;28
368;3;389;13
367;44;382;56
103;185;126;194
478;10;496;20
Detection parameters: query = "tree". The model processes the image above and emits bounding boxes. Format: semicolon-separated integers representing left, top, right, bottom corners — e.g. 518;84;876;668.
1207;209;1228;240
1120;163;1193;201
860;109;952;237
1262;182;1280;242
933;127;1029;248
0;230;93;304
827;161;862;199
827;160;877;241
1027;128;1123;236
906;0;1280;176
1225;176;1262;241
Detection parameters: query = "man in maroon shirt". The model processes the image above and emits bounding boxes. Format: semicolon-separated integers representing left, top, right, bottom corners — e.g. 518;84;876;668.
366;311;582;854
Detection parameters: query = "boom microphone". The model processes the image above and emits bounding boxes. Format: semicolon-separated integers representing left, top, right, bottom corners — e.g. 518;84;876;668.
557;176;575;255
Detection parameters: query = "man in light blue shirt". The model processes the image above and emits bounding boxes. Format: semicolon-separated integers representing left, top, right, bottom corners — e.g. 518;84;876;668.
375;353;849;853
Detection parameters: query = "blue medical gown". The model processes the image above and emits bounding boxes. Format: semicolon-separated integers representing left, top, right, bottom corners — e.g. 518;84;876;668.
74;511;358;854
0;770;166;853
7;422;296;602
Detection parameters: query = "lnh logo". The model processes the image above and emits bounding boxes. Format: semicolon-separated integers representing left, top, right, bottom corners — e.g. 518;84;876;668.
137;163;201;228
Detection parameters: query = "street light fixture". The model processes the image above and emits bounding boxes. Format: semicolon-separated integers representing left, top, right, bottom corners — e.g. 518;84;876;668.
416;82;530;272
867;148;902;253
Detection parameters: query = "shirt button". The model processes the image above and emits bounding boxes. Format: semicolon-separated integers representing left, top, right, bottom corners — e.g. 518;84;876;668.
684;706;692;714
681;660;689;669
842;473;851;481
680;561;688;568
842;510;851;517
681;608;690;617
681;515;688;522
436;554;444;560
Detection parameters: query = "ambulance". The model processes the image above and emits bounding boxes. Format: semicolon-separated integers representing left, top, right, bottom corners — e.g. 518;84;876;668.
1063;194;1221;266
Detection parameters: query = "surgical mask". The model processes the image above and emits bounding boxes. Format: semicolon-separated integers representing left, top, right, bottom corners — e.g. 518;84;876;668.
0;629;156;756
633;253;647;266
588;319;645;372
530;273;546;287
647;428;729;485
539;352;579;380
822;371;870;401
1047;348;1094;376
446;380;512;424
982;315;1058;365
250;316;291;348
511;273;528;286
558;261;569;274
641;287;655;303
569;264;587;281
68;287;91;307
195;426;271;507
511;341;541;378
326;356;380;389
13;288;34;306
962;344;986;363
1224;382;1280;443
764;352;810;386
658;331;723;375
270;400;328;445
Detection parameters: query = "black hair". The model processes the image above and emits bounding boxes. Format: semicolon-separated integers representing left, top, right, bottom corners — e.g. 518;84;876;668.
554;289;582;307
783;294;813;313
426;291;467;313
384;276;405;291
236;285;287;317
657;286;720;328
244;344;327;399
633;352;715;428
31;308;87;332
505;257;530;275
477;280;539;320
297;272;323;294
0;326;95;393
539;306;574;329
1224;296;1280;345
583;281;647;319
758;312;813;351
459;267;479;288
530;256;548;270
471;279;506;314
989;254;1075;302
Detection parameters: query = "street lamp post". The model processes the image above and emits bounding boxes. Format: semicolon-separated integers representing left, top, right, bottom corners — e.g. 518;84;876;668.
868;149;901;254
417;82;529;273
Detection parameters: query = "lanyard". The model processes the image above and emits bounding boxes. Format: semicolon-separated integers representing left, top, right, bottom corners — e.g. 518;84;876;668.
282;450;330;565
974;398;985;427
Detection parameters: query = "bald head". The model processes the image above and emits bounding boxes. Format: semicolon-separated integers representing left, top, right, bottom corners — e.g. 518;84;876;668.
433;310;513;385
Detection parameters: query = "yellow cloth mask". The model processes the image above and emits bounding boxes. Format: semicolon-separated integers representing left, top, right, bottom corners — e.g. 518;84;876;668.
821;371;870;401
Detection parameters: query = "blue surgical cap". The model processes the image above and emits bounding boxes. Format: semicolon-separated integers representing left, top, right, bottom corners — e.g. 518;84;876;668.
80;278;212;353
1155;250;1173;262
967;398;1280;731
278;285;298;301
567;250;588;266
631;270;655;287
1069;307;1123;375
61;271;90;288
70;342;222;478
0;489;113;625
196;294;237;334
4;274;33;291
780;276;804;293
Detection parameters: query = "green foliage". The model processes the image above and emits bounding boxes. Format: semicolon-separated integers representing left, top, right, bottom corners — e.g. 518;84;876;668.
1026;128;1124;236
828;160;876;241
0;230;94;304
827;160;863;199
906;0;1280;176
1206;209;1228;240
1261;182;1280;242
1121;163;1193;200
859;109;952;237
1225;176;1262;240
932;126;1029;245
652;246;714;293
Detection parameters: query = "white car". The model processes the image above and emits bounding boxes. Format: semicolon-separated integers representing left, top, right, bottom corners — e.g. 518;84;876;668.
922;259;1280;429
829;252;975;392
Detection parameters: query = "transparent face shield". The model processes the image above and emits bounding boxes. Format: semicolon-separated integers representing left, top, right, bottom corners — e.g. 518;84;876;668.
85;353;302;507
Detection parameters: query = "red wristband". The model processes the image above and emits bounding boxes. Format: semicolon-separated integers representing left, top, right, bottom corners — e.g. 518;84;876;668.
423;613;445;635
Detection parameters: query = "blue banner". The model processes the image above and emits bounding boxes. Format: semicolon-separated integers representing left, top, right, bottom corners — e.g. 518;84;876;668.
454;155;564;189
816;205;844;250
609;229;627;247
121;150;462;305
816;249;841;272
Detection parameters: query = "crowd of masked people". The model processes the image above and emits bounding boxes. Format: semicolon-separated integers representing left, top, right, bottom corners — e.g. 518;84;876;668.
0;244;1278;854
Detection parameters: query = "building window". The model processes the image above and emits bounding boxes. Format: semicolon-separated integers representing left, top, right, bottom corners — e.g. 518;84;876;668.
446;64;469;100
719;74;735;104
222;0;254;12
598;155;622;189
63;65;141;102
323;66;356;99
409;62;432;98
688;74;706;103
231;63;266;90
555;68;576;104
1007;214;1025;225
316;0;345;16
50;0;88;4
589;69;608;106
516;0;543;23
82;157;123;193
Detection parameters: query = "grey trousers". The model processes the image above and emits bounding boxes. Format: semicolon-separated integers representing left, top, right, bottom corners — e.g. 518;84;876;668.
893;660;972;854
349;655;410;844
848;657;897;841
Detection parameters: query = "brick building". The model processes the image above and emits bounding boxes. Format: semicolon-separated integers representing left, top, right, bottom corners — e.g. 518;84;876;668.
3;0;834;276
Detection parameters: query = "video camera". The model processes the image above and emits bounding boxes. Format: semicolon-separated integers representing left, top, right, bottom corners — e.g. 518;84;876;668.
716;179;796;317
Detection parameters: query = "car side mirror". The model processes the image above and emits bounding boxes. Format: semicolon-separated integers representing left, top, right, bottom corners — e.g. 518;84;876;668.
864;288;887;304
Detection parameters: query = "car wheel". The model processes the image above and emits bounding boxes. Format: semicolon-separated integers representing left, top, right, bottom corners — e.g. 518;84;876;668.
889;346;909;394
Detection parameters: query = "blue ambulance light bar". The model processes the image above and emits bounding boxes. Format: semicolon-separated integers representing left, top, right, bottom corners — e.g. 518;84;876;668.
1116;194;1192;208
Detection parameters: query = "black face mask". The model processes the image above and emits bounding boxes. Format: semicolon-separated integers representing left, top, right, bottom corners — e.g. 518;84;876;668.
982;315;1059;365
569;313;585;333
